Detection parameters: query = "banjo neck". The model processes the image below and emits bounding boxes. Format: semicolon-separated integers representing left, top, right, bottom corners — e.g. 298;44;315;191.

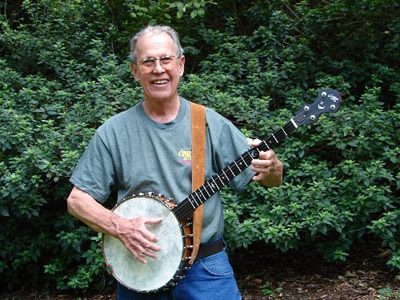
172;119;297;222
172;89;341;222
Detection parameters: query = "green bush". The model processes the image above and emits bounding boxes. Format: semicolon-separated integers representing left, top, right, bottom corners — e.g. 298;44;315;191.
0;0;399;294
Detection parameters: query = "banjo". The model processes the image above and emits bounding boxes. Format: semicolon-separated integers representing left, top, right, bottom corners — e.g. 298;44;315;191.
102;89;341;292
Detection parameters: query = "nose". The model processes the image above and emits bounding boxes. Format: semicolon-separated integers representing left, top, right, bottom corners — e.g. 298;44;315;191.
153;60;165;73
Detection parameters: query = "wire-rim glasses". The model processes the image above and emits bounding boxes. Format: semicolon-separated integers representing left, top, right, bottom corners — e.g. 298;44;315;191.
138;56;179;73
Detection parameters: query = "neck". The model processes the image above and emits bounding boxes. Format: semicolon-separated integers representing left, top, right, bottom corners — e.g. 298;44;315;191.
142;96;180;123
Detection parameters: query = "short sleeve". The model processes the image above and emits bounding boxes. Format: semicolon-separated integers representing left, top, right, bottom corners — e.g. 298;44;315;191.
69;131;116;203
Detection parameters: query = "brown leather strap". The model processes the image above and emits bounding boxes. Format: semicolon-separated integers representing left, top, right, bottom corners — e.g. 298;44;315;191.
190;101;206;264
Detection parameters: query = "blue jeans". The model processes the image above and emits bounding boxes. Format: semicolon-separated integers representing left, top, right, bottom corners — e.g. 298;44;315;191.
117;249;241;300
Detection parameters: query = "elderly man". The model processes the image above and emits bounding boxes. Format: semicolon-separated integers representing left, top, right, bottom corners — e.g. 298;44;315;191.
67;25;283;300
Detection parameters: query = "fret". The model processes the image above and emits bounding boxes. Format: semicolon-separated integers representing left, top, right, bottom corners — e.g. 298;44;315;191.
198;188;206;202
233;160;241;173
211;176;219;190
238;155;249;168
206;181;215;194
194;191;203;206
227;165;236;177
272;133;279;143
201;185;211;199
190;194;199;206
281;126;288;136
284;122;296;136
196;190;204;204
215;174;225;188
262;141;271;151
220;170;228;183
187;196;196;209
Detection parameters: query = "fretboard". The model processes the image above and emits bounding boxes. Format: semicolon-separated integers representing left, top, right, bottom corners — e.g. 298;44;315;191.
172;118;298;222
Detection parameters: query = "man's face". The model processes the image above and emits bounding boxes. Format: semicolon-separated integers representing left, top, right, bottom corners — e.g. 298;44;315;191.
131;32;185;104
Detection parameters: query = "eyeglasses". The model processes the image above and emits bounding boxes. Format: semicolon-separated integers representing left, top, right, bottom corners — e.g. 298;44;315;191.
138;56;178;73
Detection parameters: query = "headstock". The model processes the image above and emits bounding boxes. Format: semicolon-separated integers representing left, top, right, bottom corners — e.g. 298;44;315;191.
293;89;341;127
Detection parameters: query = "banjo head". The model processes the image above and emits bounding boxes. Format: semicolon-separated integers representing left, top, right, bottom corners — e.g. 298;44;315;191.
102;193;188;292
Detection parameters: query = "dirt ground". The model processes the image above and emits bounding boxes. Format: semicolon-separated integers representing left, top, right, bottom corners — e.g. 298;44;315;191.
2;237;400;299
232;238;400;299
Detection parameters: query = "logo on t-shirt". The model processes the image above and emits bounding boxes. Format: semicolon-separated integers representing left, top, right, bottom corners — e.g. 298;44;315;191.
178;150;192;166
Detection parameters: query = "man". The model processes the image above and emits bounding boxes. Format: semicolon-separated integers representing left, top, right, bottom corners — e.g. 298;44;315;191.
67;25;283;299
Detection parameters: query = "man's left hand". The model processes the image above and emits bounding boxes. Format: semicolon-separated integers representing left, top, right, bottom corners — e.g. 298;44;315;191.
249;139;283;187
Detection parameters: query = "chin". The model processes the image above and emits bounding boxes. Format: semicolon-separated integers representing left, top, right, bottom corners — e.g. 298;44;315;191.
146;91;178;102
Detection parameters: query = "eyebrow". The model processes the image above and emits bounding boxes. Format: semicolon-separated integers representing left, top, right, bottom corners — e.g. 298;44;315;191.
143;55;175;59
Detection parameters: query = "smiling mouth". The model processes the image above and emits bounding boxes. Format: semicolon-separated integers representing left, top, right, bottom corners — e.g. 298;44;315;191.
153;80;169;85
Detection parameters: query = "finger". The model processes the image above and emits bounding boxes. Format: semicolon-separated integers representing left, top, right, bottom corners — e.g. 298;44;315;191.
251;157;273;171
252;158;273;168
258;149;276;160
252;172;264;182
141;217;162;244
118;220;161;257
142;249;158;259
135;244;159;263
137;238;161;253
144;217;163;225
135;251;148;264
252;166;271;175
252;165;271;179
247;138;262;147
133;245;155;264
129;229;161;254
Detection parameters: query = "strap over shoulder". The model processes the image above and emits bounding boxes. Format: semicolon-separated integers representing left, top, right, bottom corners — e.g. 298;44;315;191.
189;101;206;264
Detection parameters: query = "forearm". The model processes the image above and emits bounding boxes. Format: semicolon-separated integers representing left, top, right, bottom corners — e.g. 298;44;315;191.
67;187;121;237
67;186;162;263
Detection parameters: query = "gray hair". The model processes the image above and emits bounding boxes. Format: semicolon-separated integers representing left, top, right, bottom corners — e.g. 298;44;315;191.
130;25;184;63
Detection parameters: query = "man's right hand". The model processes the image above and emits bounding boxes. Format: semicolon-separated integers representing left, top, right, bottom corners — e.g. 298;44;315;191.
67;187;162;264
114;215;162;263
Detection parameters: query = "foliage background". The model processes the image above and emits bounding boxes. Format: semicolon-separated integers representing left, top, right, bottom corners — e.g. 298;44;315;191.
0;0;399;294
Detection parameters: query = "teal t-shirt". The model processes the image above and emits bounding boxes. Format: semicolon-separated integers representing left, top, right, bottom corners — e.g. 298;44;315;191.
70;97;254;243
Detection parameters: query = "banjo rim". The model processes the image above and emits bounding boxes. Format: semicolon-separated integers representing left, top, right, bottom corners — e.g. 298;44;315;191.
102;192;193;292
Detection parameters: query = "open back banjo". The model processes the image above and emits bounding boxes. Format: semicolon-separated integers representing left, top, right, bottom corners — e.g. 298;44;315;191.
102;89;341;293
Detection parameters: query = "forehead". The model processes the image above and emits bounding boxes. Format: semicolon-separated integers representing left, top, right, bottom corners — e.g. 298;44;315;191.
136;32;176;58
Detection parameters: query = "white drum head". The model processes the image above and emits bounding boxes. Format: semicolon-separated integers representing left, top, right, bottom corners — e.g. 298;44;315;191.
103;195;184;292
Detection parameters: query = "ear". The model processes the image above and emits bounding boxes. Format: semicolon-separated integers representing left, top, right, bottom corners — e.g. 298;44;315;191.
178;56;185;77
130;62;140;82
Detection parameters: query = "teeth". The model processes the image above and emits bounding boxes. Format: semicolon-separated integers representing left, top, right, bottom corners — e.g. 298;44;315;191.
153;80;168;84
